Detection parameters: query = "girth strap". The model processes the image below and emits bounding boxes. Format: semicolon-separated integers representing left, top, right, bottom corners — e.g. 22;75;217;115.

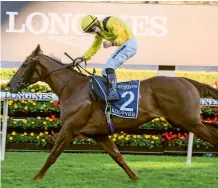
106;103;116;134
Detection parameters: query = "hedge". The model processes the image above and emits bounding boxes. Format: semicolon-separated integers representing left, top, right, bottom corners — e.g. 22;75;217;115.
1;68;218;83
6;131;213;149
2;105;217;149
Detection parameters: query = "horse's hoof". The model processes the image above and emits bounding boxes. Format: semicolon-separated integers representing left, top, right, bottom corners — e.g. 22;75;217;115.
33;176;42;180
131;176;139;180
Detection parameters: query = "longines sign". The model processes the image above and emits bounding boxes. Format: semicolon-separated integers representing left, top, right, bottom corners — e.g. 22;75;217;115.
6;12;168;37
1;1;218;66
200;98;218;106
0;92;58;101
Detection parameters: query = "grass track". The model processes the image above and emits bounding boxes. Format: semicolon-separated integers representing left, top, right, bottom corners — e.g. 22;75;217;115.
2;152;218;188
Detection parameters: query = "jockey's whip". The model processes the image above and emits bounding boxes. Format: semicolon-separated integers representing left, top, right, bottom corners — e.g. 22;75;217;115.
64;52;94;75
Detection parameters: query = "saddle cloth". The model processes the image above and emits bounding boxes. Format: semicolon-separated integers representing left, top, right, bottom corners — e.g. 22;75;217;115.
89;75;140;119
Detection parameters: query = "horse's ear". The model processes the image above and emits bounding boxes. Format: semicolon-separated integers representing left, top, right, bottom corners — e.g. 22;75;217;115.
31;44;41;57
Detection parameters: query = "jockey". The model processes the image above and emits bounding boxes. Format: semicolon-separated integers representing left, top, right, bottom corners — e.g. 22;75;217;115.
75;15;138;102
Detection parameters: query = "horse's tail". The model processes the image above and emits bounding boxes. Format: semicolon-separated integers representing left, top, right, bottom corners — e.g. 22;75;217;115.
181;77;218;99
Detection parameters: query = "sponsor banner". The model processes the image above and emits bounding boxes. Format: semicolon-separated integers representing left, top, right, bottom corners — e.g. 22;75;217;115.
0;92;58;101
1;1;218;66
200;98;218;106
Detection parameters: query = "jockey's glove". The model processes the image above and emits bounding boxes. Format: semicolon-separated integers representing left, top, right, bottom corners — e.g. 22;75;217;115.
75;57;84;65
103;41;117;48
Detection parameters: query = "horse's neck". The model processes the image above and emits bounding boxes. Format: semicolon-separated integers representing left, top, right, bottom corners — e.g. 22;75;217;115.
39;55;88;100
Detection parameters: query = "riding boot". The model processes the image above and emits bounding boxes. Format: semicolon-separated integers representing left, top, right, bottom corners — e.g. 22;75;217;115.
106;72;119;102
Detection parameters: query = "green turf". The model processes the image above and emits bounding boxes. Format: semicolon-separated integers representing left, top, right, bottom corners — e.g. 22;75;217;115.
2;152;218;188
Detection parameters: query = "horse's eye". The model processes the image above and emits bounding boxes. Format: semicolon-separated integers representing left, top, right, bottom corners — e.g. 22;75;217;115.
22;64;28;67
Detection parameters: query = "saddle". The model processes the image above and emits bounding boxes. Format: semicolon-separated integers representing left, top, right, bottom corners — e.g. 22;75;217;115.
89;75;140;134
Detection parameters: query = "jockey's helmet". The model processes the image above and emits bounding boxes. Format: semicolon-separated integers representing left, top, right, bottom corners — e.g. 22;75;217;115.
81;15;98;32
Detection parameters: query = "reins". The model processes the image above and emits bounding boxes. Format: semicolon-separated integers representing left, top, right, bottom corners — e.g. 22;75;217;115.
41;52;95;79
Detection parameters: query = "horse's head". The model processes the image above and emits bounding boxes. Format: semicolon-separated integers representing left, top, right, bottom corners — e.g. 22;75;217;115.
6;44;43;93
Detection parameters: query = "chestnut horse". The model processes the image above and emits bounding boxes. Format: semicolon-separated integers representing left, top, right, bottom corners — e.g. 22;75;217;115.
7;45;218;181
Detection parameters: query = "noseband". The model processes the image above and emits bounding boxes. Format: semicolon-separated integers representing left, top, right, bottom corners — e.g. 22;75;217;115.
12;56;40;90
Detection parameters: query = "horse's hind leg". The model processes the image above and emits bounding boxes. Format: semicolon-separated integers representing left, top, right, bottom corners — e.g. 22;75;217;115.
94;135;138;180
202;122;218;146
187;122;218;147
33;126;73;180
171;119;218;147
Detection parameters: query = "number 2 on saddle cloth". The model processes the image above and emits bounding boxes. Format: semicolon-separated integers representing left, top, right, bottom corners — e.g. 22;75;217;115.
89;75;140;133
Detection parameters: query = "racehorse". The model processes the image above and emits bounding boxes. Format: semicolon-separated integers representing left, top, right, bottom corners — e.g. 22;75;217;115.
6;44;218;181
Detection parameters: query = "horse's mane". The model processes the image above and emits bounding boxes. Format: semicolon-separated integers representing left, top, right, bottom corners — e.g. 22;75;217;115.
43;53;87;77
49;53;62;63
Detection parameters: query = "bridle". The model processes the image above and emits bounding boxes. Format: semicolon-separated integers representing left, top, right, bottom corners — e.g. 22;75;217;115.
13;53;95;98
12;55;40;91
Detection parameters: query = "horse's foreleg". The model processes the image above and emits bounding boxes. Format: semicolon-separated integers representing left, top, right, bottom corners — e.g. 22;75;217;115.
94;136;138;180
33;126;73;180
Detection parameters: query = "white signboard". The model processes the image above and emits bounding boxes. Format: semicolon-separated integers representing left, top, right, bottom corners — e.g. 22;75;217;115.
0;92;58;101
200;98;218;106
